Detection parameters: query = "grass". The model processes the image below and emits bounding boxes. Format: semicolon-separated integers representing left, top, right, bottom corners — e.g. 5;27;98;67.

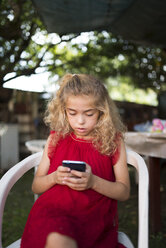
1;165;166;247
1;169;34;246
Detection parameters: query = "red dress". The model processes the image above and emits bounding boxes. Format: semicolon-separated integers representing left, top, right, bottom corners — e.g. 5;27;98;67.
21;132;126;248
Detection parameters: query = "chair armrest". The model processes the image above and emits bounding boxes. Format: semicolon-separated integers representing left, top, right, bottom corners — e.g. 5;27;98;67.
0;152;42;248
126;149;149;248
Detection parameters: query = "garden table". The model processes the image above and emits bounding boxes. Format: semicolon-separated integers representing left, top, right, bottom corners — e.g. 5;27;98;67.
25;139;46;153
125;131;166;233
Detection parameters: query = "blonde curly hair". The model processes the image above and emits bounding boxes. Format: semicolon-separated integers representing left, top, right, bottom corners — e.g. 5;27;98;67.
44;74;126;155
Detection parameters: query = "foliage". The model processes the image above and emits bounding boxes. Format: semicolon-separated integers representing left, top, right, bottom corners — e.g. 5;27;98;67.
0;0;44;86
107;76;158;106
48;32;166;92
1;1;166;94
0;0;77;87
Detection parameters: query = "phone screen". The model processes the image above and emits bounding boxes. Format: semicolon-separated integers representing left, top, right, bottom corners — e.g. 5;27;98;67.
62;160;86;172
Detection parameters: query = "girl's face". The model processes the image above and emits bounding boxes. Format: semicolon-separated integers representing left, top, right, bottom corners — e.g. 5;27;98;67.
66;94;99;139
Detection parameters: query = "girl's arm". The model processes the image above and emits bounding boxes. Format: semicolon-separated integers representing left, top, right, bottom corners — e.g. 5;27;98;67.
32;135;71;194
91;139;130;201
63;139;130;201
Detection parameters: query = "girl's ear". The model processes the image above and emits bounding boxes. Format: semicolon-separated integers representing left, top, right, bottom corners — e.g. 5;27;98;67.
63;109;67;120
98;111;103;119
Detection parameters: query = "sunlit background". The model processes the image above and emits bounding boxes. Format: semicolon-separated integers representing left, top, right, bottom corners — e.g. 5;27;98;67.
3;32;158;105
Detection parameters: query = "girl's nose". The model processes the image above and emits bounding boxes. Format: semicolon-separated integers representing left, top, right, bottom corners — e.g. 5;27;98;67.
77;115;85;124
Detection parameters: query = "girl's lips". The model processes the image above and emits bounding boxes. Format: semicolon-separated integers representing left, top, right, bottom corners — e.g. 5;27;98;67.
76;128;86;133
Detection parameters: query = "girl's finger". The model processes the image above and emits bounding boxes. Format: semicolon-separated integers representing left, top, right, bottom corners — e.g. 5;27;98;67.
58;166;71;172
63;176;84;184
70;170;84;178
63;181;85;190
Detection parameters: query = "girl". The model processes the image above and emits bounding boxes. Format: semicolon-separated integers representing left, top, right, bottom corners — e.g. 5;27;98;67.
21;74;130;248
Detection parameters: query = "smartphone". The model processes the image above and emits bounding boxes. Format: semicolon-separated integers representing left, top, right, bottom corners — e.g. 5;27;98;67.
62;160;86;172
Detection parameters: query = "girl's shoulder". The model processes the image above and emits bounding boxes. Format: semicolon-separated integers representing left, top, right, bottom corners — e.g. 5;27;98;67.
110;136;123;165
50;130;55;134
47;130;62;159
111;147;120;166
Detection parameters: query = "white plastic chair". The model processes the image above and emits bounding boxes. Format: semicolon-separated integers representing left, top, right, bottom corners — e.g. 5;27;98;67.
118;149;149;248
0;149;149;248
0;152;43;248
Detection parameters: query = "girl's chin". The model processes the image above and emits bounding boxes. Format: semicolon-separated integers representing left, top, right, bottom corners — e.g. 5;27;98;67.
74;130;92;139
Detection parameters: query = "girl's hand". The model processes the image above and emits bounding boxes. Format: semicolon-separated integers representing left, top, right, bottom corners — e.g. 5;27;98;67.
62;164;94;191
54;166;72;185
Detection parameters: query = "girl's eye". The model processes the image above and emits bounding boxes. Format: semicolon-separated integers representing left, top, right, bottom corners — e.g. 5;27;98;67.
86;113;94;117
69;112;76;116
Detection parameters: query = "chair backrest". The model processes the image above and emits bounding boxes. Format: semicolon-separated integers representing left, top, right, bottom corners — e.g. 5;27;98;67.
0;152;43;248
126;149;149;248
0;149;148;248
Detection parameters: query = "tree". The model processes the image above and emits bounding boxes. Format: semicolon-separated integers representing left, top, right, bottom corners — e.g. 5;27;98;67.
0;0;42;86
48;31;166;93
0;0;77;87
1;0;166;94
